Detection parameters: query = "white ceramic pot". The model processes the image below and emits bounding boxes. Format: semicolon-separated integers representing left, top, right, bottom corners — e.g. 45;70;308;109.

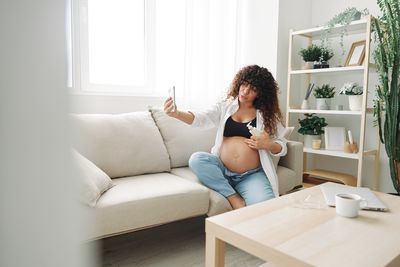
348;95;362;111
303;134;321;148
301;99;309;109
316;98;331;110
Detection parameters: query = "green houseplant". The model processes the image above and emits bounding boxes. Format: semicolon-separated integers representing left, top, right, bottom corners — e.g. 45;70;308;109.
372;0;400;194
299;44;322;62
299;45;334;69
313;84;336;110
298;113;328;148
315;47;334;69
321;7;369;57
340;82;363;111
299;45;321;69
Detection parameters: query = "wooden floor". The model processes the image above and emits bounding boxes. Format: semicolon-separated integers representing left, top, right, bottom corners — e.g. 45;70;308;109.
303;176;332;188
99;216;264;267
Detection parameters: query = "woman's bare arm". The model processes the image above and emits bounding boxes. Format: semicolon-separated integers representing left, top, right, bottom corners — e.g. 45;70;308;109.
164;97;194;125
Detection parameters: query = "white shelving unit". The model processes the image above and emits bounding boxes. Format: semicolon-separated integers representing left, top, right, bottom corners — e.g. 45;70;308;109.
285;15;380;188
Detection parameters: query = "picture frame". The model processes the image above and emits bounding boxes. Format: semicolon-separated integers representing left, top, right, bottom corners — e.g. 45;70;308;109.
344;40;366;66
324;127;346;151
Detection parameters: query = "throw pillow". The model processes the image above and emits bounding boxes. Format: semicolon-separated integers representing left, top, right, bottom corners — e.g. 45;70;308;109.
149;108;217;168
71;111;171;178
72;149;114;207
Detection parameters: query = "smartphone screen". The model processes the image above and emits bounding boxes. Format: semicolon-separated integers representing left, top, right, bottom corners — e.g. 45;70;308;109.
168;86;176;111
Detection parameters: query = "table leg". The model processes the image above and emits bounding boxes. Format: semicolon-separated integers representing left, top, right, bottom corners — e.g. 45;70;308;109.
206;232;225;267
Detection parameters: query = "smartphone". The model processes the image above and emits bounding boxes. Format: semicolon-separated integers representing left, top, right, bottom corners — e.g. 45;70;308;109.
168;86;177;112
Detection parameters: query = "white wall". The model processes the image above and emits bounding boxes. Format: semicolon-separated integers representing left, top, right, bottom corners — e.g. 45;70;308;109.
236;0;279;76
70;94;164;114
0;1;95;266
276;0;313;115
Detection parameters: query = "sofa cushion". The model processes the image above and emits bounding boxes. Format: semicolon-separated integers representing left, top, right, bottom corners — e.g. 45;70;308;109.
149;108;217;168
71;111;170;178
170;167;232;216
86;173;209;239
271;126;295;169
72;149;114;207
276;166;297;194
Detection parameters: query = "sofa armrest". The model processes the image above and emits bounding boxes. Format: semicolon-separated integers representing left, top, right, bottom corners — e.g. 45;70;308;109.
279;141;303;187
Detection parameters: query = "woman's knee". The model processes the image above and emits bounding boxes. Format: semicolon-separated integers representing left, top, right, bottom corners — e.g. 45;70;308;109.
188;152;215;170
244;190;274;206
236;174;275;205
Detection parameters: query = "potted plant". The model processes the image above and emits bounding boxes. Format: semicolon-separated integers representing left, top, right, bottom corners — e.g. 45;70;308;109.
313;84;336;110
314;47;334;69
372;0;400;194
299;45;322;69
299;45;334;69
321;7;369;59
298;113;328;148
339;82;363;111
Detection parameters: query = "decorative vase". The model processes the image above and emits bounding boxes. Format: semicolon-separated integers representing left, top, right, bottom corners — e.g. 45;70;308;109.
301;99;309;109
348;95;362;111
316;98;331;110
303;134;321;148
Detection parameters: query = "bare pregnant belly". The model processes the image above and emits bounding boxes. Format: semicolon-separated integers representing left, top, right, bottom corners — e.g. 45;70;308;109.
220;137;261;173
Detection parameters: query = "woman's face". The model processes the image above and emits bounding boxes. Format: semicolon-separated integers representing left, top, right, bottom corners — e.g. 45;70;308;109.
238;84;258;105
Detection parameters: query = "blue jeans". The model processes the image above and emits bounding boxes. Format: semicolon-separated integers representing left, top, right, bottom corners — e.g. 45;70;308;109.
188;152;274;206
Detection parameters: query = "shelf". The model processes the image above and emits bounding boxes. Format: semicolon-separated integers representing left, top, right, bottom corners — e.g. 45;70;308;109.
304;169;357;186
290;66;364;74
286;15;379;189
289;109;362;115
304;147;359;159
292;18;368;38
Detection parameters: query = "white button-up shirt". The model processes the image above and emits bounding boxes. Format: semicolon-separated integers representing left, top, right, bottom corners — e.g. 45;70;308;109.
191;97;287;197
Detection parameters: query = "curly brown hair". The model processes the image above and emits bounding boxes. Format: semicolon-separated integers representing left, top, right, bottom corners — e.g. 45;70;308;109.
227;65;282;136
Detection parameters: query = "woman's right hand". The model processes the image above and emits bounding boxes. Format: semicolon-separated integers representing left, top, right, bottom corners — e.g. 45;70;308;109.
164;97;178;117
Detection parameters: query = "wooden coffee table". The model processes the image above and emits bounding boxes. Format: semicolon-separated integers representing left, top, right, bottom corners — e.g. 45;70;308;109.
205;184;400;267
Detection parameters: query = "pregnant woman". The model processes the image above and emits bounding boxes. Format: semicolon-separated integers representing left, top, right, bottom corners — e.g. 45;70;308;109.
164;65;287;209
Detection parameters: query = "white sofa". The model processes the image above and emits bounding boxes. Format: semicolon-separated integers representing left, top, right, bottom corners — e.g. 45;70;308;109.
72;108;303;240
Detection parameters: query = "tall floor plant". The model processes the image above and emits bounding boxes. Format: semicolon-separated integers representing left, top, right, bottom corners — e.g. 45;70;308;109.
372;0;400;193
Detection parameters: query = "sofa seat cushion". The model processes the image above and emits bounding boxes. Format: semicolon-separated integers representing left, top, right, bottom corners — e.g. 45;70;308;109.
170;167;232;216
150;108;217;168
87;173;209;239
71;111;170;178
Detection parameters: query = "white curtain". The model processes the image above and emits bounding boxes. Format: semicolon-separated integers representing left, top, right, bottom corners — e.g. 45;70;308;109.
182;0;238;110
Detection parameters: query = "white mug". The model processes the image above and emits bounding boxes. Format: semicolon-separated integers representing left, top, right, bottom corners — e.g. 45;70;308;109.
335;193;368;218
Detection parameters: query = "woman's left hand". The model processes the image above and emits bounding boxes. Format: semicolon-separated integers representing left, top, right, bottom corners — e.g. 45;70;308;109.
244;132;274;150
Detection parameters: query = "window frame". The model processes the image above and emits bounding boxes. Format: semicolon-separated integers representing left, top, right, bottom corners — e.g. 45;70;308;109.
71;0;156;95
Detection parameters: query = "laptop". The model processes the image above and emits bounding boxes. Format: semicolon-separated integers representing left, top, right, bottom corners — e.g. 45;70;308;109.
320;182;389;211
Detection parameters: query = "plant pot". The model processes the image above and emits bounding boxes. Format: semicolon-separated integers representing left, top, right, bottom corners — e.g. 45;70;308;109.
316;98;331;110
303;134;321;148
313;61;329;69
348;95;362;111
302;62;314;70
301;99;309;109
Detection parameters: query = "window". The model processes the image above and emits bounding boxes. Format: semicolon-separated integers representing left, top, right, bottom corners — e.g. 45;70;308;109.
75;0;152;93
71;0;237;102
72;0;186;95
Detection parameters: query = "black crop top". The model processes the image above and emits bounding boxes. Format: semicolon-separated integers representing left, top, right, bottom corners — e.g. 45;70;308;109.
223;116;256;139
